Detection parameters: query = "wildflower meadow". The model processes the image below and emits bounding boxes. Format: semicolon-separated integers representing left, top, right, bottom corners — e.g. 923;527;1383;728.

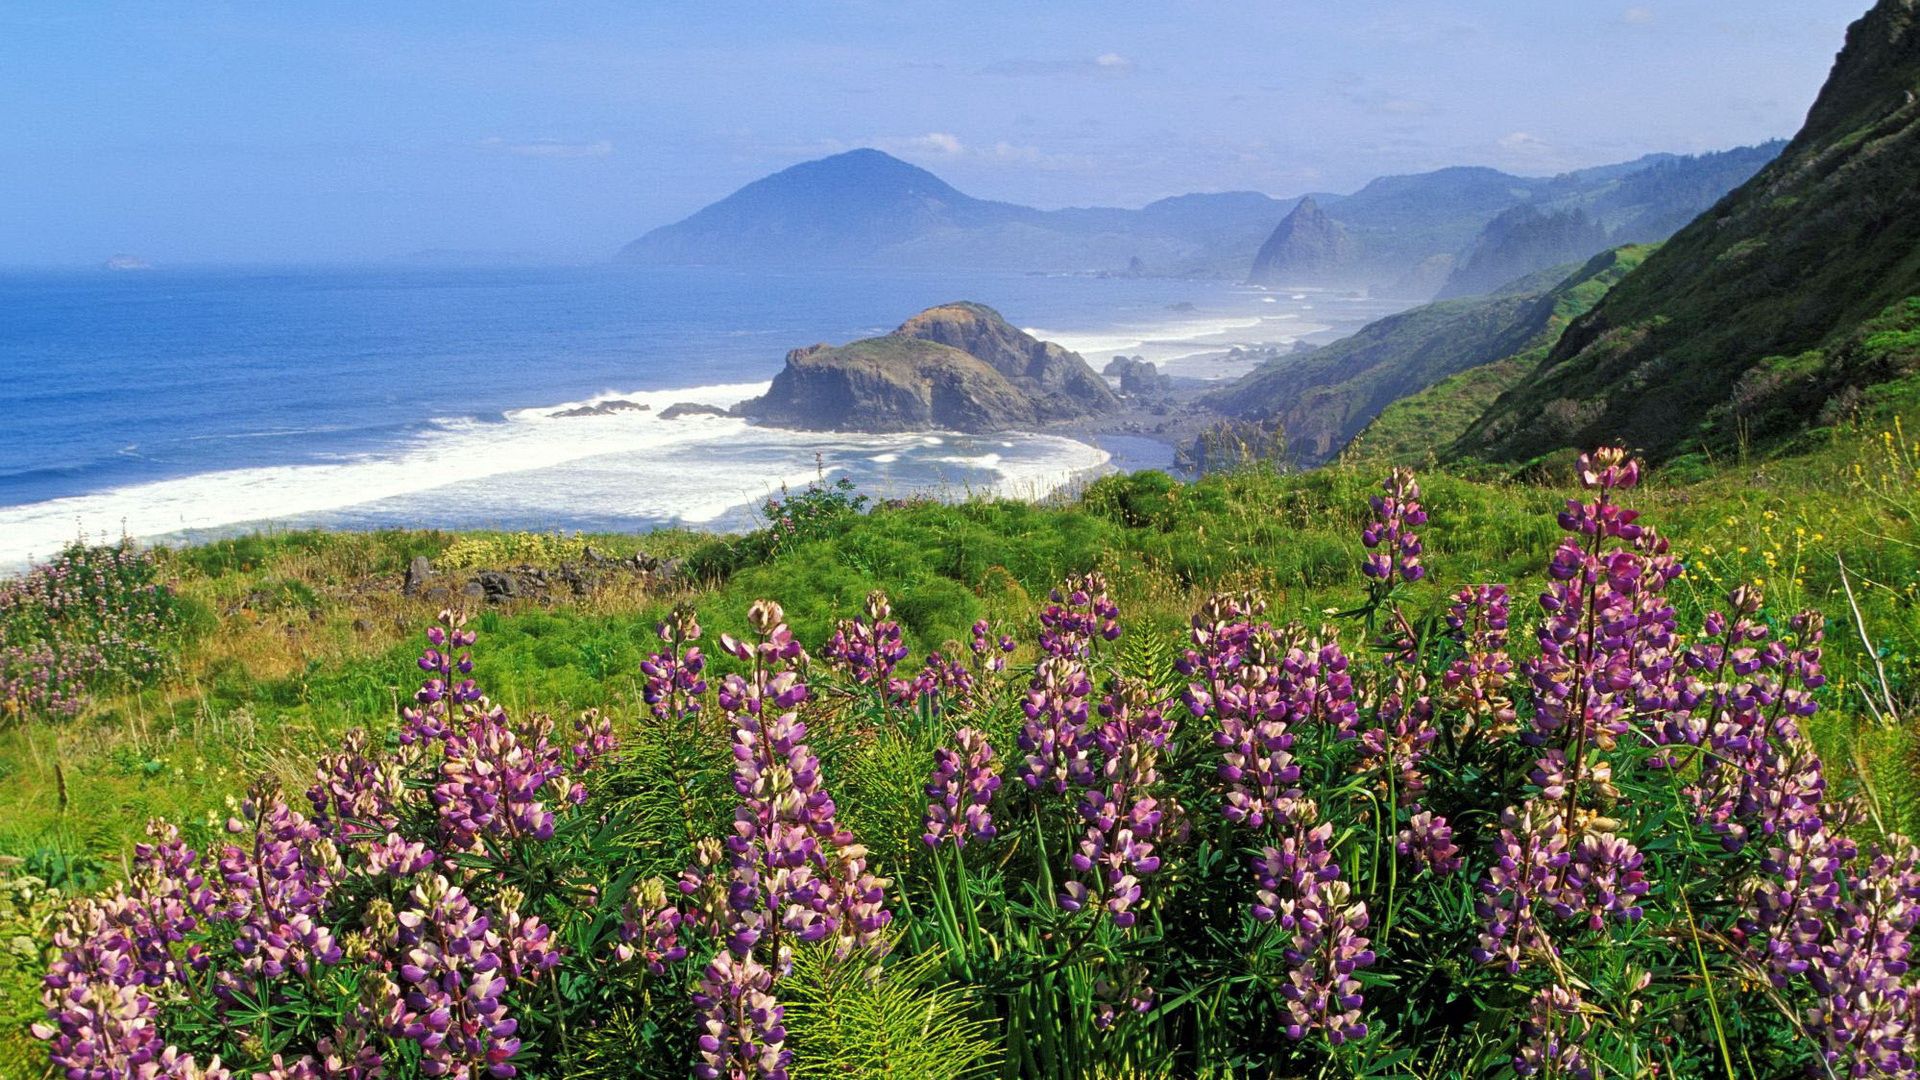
17;449;1920;1078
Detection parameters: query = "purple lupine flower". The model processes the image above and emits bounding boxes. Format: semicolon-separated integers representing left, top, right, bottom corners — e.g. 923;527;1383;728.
36;889;232;1080
1441;584;1517;740
1396;807;1461;876
641;605;708;726
968;618;1016;675
571;708;617;773
1528;448;1683;761
1356;671;1436;805
1473;804;1569;975
1800;836;1920;1076
1252;813;1376;1044
1091;966;1156;1031
1037;573;1121;659
692;599;891;986
401;610;482;747
308;728;413;846
693;950;790;1080
1360;468;1427;584
1017;655;1095;795
923;728;1002;848
432;707;572;852
1513;984;1591;1079
1684;597;1829;851
215;784;344;988
889;648;975;714
615;878;688;975
824;590;910;688
1061;680;1175;928
1555;831;1649;929
388;874;532;1079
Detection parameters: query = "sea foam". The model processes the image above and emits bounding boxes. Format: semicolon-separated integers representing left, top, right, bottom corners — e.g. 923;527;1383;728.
0;379;1111;573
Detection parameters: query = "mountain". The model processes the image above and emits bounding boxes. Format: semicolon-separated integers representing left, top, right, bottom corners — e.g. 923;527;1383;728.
617;150;1036;266
1205;246;1648;465
1247;197;1359;286
739;303;1118;433
615;144;1772;283
1455;0;1920;467
618;149;1287;275
1437;206;1611;299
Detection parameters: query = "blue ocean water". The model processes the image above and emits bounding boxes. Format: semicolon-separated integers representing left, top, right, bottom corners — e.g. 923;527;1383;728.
0;264;1392;569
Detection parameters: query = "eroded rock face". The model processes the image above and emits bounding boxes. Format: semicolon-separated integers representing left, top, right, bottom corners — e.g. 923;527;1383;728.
739;302;1116;432
1248;196;1358;286
893;302;1120;420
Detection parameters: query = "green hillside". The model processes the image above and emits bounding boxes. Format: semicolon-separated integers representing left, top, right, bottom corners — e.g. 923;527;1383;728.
1457;0;1920;467
1205;245;1648;465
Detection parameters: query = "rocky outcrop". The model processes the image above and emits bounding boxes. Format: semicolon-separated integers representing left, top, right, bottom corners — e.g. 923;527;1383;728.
549;400;650;418
740;302;1118;433
742;339;1037;433
659;402;729;420
894;302;1120;419
1104;355;1172;395
1247;197;1358;286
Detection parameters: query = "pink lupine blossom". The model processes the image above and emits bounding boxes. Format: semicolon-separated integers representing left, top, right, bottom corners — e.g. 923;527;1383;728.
615;878;688;975
692;950;790;1080
641;605;709;726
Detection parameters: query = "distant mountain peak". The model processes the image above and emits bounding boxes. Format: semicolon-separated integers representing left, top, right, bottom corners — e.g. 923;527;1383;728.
1247;196;1357;286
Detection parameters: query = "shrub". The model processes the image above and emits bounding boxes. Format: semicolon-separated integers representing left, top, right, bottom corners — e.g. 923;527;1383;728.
0;539;184;723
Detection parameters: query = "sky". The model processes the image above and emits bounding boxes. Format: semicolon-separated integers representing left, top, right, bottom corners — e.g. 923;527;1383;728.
0;1;1872;266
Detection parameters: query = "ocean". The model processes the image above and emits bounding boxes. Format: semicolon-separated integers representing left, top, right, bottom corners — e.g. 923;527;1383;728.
0;264;1400;571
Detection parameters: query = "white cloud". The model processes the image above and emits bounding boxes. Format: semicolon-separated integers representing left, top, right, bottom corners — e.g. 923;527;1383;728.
881;132;965;156
871;133;1061;169
1622;6;1655;24
1095;53;1132;70
478;137;613;159
1498;131;1550;153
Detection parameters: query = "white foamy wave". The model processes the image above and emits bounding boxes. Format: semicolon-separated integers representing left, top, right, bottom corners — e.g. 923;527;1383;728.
0;379;1112;573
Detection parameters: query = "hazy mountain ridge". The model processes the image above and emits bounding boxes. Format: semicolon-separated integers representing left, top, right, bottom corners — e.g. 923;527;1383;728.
616;143;1776;286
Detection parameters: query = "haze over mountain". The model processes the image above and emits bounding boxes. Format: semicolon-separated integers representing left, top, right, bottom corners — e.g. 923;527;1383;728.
618;142;1780;295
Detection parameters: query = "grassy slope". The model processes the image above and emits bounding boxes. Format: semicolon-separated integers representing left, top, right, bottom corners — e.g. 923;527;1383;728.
1456;0;1920;466
1210;245;1649;467
1347;246;1655;467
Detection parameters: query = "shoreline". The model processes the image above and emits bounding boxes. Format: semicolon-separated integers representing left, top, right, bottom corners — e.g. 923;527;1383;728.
0;285;1378;575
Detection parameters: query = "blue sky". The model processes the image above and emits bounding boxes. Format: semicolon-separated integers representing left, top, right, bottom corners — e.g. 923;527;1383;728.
0;1;1869;265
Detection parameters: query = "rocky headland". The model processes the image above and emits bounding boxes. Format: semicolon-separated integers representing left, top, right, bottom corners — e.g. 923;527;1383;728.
738;302;1120;433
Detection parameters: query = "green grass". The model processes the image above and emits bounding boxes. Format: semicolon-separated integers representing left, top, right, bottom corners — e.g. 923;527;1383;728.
4;418;1920;1073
